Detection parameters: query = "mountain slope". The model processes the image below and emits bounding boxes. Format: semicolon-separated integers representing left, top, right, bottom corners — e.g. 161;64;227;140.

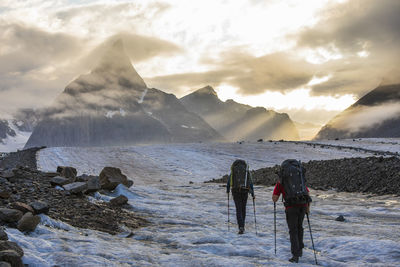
25;41;221;148
315;84;400;139
181;86;299;141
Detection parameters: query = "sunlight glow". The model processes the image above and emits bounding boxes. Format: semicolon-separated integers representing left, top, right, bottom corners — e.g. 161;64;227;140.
216;84;356;112
307;75;332;86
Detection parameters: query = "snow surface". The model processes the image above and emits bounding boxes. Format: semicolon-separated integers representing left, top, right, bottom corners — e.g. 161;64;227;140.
8;141;400;266
0;120;31;152
138;88;148;104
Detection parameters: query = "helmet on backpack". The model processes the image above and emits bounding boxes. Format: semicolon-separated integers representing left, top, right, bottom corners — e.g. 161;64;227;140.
279;159;311;206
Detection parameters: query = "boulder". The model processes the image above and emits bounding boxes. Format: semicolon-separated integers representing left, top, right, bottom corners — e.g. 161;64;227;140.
56;166;77;180
8;202;34;214
30;201;49;214
110;195;128;206
0;172;14;180
0;228;7;241
0;250;23;267
17;212;41;232
86;176;101;193
99;167;133;190
126;180;134;188
0;192;10;199
0;261;11;267
76;174;94;182
0;242;24;257
335;215;346;222
63;182;87;194
43;172;59;178
50;176;71;186
0;209;23;223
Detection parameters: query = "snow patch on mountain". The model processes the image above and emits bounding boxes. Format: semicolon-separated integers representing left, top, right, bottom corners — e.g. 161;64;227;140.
0;119;31;152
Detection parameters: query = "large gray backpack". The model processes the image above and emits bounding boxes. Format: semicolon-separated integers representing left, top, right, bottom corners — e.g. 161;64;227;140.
231;159;249;191
279;159;310;206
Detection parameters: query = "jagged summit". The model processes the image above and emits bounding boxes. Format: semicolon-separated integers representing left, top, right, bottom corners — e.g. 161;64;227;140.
193;86;218;97
180;86;299;141
24;40;221;148
91;39;146;88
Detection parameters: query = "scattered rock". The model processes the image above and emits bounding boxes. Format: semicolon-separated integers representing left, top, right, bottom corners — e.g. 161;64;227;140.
56;166;77;180
76;174;96;182
0;228;7;241
0;172;14;180
0;149;146;236
0;209;23;223
110;195;128;206
0;250;23;267
125;232;134;238
50;176;71;186
63;182;87;194
43;172;59;178
0;261;11;267
99;167;133;190
335;215;346;222
86;176;101;193
17;212;41;232
126;180;134;188
30;201;49;214
209;156;400;196
0;241;24;257
8;202;34;214
257;139;263;142
0;192;10;199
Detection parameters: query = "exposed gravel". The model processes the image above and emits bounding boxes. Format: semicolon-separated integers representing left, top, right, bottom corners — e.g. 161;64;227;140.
208;156;400;196
0;148;147;235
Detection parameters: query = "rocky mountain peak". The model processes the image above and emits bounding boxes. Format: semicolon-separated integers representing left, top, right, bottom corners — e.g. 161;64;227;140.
194;86;218;97
92;39;146;88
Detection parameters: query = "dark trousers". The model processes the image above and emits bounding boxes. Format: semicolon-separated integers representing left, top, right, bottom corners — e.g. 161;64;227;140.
285;206;306;257
232;191;248;229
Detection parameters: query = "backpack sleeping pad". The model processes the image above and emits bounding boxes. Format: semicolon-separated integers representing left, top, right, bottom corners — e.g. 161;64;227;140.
279;159;311;206
231;159;249;192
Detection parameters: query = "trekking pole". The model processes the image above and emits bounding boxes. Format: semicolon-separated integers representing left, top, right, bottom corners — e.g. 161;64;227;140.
252;197;258;235
227;193;230;231
306;213;318;265
274;202;276;255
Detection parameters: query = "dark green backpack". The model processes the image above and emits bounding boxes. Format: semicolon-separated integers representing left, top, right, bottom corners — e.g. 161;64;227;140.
279;159;311;206
231;159;249;191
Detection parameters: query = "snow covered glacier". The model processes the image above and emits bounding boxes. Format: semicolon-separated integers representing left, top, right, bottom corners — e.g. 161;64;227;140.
7;140;400;266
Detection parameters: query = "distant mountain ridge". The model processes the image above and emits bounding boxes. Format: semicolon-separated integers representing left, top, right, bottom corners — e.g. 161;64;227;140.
25;40;222;148
315;83;400;139
180;86;299;141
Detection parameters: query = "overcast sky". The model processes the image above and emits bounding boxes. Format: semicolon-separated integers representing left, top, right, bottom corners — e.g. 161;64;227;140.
0;0;399;124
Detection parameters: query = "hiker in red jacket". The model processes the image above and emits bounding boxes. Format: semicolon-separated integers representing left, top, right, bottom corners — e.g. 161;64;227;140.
272;159;311;263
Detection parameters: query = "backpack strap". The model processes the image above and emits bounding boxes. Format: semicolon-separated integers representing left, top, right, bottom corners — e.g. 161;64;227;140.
244;162;248;188
230;165;233;188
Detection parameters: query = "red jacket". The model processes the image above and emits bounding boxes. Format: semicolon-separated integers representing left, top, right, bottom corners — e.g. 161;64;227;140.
273;181;309;210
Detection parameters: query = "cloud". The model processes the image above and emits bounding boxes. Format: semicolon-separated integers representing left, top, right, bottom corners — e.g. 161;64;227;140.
0;23;83;73
0;21;182;115
147;50;315;95
81;32;183;70
297;0;400;96
330;102;400;133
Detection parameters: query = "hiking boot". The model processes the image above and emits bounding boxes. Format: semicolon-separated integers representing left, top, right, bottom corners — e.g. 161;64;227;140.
289;256;299;263
238;227;244;234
